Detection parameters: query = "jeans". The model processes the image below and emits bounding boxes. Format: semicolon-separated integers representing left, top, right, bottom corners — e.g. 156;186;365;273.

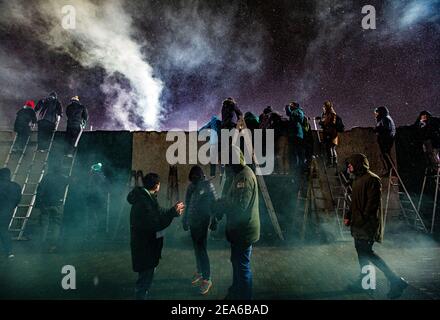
230;244;253;300
0;225;12;255
37;120;55;151
135;268;155;300
191;228;210;280
40;206;63;247
354;239;399;283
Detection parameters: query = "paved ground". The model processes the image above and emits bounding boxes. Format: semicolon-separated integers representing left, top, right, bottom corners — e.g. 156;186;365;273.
1;220;439;300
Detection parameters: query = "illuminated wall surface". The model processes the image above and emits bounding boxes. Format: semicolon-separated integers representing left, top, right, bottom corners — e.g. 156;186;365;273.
0;127;425;236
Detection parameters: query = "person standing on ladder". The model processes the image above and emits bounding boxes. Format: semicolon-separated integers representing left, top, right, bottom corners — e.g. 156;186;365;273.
0;168;21;259
374;106;396;177
13;100;37;153
65;96;88;157
344;153;408;299
35;165;68;253
35;92;63;152
414;110;440;173
318;101;342;168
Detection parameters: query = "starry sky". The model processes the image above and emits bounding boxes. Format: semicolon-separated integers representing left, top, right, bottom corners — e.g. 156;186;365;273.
0;0;439;130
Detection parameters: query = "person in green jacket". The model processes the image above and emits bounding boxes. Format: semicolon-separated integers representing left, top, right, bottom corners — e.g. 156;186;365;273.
344;153;408;299
215;145;260;300
127;173;184;300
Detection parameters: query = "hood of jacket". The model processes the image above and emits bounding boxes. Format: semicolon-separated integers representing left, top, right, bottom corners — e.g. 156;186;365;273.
348;153;370;177
375;106;389;119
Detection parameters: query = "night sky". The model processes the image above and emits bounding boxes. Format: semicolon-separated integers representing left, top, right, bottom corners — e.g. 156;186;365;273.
0;0;439;130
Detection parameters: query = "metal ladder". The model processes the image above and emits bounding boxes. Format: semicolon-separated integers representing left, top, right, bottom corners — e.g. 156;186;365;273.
417;167;440;233
296;158;322;240
8;121;60;240
384;155;428;233
221;118;285;240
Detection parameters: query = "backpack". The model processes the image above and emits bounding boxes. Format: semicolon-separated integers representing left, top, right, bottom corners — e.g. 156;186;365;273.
302;116;311;133
335;115;345;133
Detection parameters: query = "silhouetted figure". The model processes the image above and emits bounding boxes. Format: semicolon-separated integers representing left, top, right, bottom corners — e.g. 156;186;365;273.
35;165;68;253
414;110;440;171
0;168;21;259
35;92;62;152
128;173;184;300
65;96;88;157
221;97;242;129
13;100;37;152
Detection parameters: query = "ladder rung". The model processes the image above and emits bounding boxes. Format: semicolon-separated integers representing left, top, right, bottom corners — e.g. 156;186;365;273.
17;204;32;208
9;228;24;232
12;216;27;220
22;193;36;196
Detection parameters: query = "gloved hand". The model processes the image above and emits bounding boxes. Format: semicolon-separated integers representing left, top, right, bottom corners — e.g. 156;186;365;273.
344;218;351;227
183;222;189;231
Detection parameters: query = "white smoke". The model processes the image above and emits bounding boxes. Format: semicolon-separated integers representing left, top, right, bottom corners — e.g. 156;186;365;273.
0;0;164;130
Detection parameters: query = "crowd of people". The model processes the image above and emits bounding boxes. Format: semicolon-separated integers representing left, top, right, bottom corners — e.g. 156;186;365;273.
0;94;439;301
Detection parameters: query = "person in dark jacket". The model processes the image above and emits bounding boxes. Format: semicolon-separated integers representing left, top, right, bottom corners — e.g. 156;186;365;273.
221;97;242;129
84;163;109;239
414;110;440;170
35;165;68;253
214;146;260;300
0;168;22;259
128;172;184;300
35;92;63;152
285;101;305;172
318;101;339;168
374;106;396;176
183;165;218;295
344;153;408;299
65;96;88;157
13;100;37;153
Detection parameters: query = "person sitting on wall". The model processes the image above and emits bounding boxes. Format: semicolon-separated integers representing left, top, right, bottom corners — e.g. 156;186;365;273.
183;165;218;295
13;100;37;153
127;172;184;300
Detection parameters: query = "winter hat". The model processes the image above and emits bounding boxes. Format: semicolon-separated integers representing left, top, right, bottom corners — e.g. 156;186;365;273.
49;92;57;99
374;106;389;117
263;106;273;114
348;153;370;177
189;165;205;182
71;96;80;102
419;110;432;118
24;100;35;109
